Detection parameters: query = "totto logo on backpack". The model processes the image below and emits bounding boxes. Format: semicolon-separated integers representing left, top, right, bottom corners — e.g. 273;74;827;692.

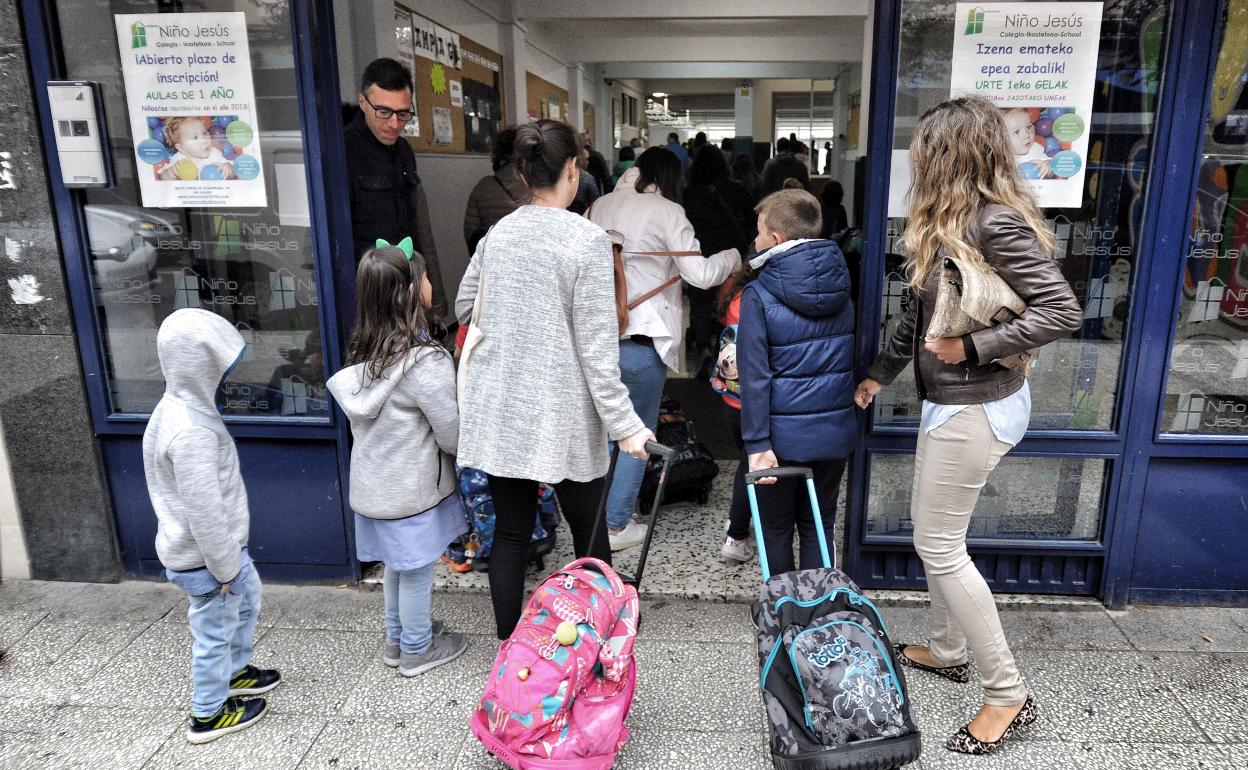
470;558;640;770
746;467;922;769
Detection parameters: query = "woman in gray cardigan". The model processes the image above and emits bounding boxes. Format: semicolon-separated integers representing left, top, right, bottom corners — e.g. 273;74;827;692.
455;119;654;639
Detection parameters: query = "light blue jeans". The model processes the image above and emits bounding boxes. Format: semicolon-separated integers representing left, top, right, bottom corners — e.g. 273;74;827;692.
168;552;261;718
606;339;667;530
384;562;435;654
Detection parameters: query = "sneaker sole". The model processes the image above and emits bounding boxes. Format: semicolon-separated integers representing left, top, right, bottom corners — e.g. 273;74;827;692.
383;655;400;668
609;539;645;552
227;680;281;697
720;552;753;564
185;702;268;744
399;641;469;677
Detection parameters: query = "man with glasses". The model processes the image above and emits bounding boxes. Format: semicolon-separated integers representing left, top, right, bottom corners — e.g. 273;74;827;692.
345;58;448;323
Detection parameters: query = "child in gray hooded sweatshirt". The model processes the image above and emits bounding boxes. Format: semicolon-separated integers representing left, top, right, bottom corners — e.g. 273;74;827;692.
327;241;469;676
143;308;282;744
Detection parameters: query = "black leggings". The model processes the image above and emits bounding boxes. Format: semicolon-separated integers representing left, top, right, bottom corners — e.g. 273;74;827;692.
486;474;612;639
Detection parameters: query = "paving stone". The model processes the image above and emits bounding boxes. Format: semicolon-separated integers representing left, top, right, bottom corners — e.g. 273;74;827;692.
1111;607;1248;653
251;628;378;716
67;621;194;710
0;705;181;769
260;585;383;632
919;740;1244;770
0;610;46;650
339;634;497;721
615;728;773;769
640;597;756;643
0;617;148;702
1155;652;1248;744
629;638;765;733
428;591;498;637
0;580;179;624
144;713;325;769
298;717;466;769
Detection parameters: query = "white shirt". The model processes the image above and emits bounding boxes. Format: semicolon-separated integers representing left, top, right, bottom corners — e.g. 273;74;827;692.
586;182;740;371
920;380;1031;447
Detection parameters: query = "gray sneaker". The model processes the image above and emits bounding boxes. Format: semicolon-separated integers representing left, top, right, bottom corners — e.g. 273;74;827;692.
383;620;446;667
398;632;468;677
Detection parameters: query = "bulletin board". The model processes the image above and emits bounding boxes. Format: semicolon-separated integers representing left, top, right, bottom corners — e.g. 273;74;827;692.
583;102;596;139
526;72;570;123
394;4;506;155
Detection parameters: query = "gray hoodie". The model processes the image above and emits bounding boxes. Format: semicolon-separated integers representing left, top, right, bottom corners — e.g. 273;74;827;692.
326;345;458;519
142;309;249;583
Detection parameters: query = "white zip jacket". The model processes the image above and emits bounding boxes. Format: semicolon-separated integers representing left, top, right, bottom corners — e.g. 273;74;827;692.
587;179;741;371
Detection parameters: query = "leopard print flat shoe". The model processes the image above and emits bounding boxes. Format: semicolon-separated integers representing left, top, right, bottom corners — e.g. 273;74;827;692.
946;695;1039;755
893;643;972;683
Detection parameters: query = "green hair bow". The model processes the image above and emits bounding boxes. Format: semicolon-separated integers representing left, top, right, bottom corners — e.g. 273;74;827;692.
376;236;414;259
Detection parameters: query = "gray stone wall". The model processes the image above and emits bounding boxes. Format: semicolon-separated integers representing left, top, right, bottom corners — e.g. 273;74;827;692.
0;0;120;581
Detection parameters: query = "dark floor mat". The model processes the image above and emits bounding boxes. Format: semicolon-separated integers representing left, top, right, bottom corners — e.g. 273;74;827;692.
663;376;739;461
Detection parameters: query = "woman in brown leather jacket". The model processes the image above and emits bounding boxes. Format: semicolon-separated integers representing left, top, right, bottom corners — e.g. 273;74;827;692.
855;96;1081;756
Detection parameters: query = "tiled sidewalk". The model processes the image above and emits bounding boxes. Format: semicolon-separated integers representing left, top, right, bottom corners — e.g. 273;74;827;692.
1;579;1247;769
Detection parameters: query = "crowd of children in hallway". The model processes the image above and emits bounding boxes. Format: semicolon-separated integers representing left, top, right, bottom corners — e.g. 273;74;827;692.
143;59;1077;761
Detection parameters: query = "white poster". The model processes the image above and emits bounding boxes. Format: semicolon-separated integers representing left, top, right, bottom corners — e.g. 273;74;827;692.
115;12;266;208
449;79;463;108
432;106;454;145
410;12;462;70
393;9;420;137
950;3;1103;208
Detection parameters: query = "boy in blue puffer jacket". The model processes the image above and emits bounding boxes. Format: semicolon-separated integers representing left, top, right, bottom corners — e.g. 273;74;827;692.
738;189;856;575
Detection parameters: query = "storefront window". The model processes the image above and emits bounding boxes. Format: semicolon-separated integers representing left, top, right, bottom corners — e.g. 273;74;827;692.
1161;0;1248;436
877;0;1172;432
58;0;327;418
867;454;1105;540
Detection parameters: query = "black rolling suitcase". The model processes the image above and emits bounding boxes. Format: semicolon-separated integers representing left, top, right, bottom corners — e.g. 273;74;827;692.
746;467;922;769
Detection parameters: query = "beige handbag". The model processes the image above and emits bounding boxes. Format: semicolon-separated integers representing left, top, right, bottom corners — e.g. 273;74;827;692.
926;254;1038;374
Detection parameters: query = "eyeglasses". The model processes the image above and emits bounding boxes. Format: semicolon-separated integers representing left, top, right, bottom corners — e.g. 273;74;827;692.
361;93;414;123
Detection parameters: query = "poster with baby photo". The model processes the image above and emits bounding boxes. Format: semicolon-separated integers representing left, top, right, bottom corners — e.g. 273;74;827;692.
949;3;1103;208
115;12;267;207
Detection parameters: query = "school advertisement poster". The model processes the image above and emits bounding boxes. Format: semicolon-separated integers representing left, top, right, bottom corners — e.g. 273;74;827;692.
114;12;267;208
950;3;1103;208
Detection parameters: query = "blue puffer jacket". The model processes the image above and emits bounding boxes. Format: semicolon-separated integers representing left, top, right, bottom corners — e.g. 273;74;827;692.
738;239;857;462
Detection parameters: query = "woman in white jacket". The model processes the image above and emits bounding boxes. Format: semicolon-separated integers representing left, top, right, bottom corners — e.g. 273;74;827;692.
587;147;741;550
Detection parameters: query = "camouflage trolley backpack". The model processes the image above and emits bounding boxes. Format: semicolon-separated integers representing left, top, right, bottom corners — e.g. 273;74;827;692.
745;467;921;769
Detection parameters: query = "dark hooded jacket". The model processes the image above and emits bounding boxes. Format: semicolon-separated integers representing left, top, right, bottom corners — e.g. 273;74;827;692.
738;239;856;462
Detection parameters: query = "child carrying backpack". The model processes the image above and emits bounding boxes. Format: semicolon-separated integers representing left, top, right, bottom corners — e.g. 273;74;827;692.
327;238;469;677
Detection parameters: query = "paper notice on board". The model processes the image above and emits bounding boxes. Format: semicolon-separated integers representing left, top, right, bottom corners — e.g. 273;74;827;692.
432;106;453;145
393;8;420;137
411;12;461;69
449;80;463;108
115;12;266;207
950;3;1103;208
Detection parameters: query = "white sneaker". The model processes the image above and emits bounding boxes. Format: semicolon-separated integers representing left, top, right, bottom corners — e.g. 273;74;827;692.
721;535;754;563
609;521;648;551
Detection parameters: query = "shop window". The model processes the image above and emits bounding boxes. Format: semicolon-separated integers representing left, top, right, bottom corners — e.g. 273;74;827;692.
58;0;327;419
1161;0;1248;436
867;454;1106;540
878;0;1172;432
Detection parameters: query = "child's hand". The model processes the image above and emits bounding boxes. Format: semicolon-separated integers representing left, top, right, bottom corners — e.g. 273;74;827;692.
855;378;882;409
218;582;230;598
749;450;779;485
216;163;237;180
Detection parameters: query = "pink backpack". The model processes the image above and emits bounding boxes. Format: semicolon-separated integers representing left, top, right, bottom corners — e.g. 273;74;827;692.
470;557;640;769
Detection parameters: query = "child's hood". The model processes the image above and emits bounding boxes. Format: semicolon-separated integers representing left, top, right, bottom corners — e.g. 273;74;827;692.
754;238;851;318
156;308;245;412
326;347;434;422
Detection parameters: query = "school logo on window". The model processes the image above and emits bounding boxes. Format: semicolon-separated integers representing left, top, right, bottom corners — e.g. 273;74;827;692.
281;375;309;415
213;215;242;257
130;22;147;49
174;268;202;309
269;270;298;311
884;272;909;315
1083;274;1120;319
1187;279;1226;323
964;7;985;35
1170;391;1206;432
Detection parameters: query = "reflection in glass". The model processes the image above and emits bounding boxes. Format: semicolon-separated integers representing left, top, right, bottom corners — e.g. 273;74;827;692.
878;0;1171;432
59;0;327;418
867;454;1105;541
1162;0;1248;435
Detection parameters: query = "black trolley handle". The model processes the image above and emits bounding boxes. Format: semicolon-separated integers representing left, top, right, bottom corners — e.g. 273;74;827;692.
745;465;833;582
588;441;675;587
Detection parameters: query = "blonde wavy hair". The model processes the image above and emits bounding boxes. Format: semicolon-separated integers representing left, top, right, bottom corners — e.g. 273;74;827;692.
901;96;1055;291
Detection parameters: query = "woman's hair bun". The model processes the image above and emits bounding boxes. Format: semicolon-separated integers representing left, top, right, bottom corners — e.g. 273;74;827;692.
511;119;580;190
515;124;545;159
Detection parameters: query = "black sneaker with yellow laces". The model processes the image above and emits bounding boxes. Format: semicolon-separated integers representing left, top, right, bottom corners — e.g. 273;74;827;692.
186;696;268;744
227;664;282;697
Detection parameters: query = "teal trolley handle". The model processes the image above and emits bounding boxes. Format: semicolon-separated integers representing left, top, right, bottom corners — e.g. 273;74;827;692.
745;466;834;582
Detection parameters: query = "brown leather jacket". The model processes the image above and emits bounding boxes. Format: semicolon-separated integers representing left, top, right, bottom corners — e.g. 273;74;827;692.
867;204;1082;405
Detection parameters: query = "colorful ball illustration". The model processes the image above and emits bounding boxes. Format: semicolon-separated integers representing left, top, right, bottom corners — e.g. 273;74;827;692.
174;159;199;180
1027;108;1042;124
1060;141;1072;151
1021;162;1042;180
226;121;255;148
1050;150;1083;178
199;164;224;181
1035;118;1054;137
1045;136;1062;153
136;139;168;165
232;154;260;180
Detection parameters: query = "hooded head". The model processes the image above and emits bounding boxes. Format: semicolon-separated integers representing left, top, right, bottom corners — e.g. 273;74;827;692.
156;308;246;413
755;239;851;319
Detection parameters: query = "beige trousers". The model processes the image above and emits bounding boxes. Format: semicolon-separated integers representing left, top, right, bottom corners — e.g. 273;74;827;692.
911;404;1028;706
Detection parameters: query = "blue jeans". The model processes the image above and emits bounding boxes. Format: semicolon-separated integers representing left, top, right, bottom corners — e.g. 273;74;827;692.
384;562;435;654
606;339;667;529
167;552;261;718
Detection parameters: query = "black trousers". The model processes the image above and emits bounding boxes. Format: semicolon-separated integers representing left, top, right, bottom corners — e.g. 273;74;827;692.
486;474;612;639
723;403;752;541
751;456;846;576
